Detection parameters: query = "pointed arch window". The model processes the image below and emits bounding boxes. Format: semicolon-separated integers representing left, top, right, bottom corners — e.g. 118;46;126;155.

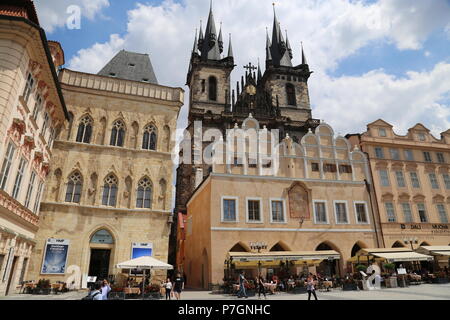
102;174;118;207
65;171;83;203
136;177;153;209
286;83;296;106
110;120;126;147
76;115;93;143
142;125;157;151
208;76;217;101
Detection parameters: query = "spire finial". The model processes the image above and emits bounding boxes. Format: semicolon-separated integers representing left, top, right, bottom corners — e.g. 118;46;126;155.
227;33;234;58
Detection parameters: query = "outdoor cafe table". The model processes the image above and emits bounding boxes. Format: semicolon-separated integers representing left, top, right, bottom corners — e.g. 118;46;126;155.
124;287;141;295
264;283;277;294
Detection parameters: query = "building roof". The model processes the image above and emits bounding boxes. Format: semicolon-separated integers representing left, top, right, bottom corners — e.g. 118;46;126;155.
0;0;39;26
97;50;158;84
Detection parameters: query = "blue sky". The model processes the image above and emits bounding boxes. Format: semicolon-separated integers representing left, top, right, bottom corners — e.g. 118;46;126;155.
35;0;450;136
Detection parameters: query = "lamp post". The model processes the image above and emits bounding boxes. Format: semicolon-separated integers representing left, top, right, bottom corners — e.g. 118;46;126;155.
250;242;267;276
404;237;419;271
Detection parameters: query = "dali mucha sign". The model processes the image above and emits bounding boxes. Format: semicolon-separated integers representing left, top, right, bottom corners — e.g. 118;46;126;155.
400;224;449;233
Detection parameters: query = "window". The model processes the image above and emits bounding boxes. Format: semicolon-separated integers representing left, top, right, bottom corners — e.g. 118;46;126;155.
32;95;43;121
339;165;352;174
102;174;118;207
0;143;16;190
247;199;262;222
136;177;153;209
418;133;426;141
222;198;237;222
395;171;406;188
379;128;387;137
334;202;348;224
65;172;82;203
436;204;448;224
12;158;27;199
142;124;157;151
375;147;384;159
208;76;217;101
404;150;414;161
323;164;337;173
355;202;368;224
41;112;50;137
314;201;328;224
24;171;36;209
423;152;432;163
385;202;396;222
110;120;126;147
271;200;285;223
390;149;400;160
76;116;93;143
401;203;413;223
443;174;450;190
201;79;206;93
417;203;428;223
437;153;445;164
33;181;43;214
49;128;56;148
410;172;421;189
379;170;390;187
286;83;296;106
429;173;440;190
23;73;35;102
311;163;319;172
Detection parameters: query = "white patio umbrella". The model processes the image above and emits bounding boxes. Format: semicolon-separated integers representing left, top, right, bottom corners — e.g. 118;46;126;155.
117;256;173;299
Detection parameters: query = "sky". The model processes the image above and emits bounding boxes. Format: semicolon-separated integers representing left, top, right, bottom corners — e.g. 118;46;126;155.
33;0;450;138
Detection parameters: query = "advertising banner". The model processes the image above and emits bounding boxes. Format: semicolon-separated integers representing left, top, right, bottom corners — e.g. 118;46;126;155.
131;242;153;259
41;239;70;274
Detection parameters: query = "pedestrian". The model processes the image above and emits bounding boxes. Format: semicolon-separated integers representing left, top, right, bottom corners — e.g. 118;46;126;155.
173;273;185;300
100;279;111;300
82;281;103;300
164;278;173;300
237;271;248;298
305;273;318;301
257;275;266;299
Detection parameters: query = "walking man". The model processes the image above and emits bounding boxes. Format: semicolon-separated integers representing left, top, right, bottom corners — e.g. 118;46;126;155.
237;271;248;298
305;273;318;301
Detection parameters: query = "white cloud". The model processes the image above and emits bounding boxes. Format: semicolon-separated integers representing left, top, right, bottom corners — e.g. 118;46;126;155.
34;0;110;33
64;0;450;136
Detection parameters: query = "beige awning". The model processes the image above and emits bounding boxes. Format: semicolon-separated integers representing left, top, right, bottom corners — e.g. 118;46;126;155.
228;251;341;263
371;252;433;262
416;246;450;257
434;251;450;257
117;256;173;270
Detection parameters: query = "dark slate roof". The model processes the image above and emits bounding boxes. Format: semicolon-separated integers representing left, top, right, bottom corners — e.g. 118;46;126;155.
97;50;158;84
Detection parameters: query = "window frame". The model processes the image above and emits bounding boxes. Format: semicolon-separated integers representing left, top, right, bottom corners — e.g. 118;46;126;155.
24;171;37;209
428;173;440;190
313;200;329;225
269;198;287;224
404;150;414;161
246;197;263;224
354;201;370;225
384;202;397;222
436;153;445;164
0;142;16;191
436;204;448;224
221;196;239;223
390;149;400;160
378;128;387;137
136;177;153;209
12;158;27;200
379;170;390;187
417;203;428;223
442;174;450;190
333;200;349;225
395;171;406;188
423;152;432;163
409;172;421;189
401;202;414;223
375;147;385;159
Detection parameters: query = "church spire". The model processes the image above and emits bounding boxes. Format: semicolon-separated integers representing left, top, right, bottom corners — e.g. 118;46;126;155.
269;3;293;67
266;27;272;62
227;33;234;58
257;58;263;83
198;21;204;52
301;42;308;65
286;30;293;59
192;29;198;54
200;1;222;61
218;22;224;54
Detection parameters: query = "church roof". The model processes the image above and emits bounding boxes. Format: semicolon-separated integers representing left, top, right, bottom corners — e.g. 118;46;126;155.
97;50;158;84
0;0;39;26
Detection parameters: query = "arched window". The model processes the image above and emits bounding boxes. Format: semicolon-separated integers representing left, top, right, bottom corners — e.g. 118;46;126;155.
65;171;82;203
286;83;296;106
136;177;153;209
110;120;126;147
208;76;217;101
142;125;157;151
102;174;118;207
76;115;93;143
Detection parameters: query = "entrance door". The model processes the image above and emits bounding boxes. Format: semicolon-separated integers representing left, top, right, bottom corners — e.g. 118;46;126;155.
5;257;18;296
88;249;111;280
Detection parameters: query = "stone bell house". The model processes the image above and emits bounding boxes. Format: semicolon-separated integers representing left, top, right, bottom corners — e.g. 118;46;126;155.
0;0;69;296
25;50;184;287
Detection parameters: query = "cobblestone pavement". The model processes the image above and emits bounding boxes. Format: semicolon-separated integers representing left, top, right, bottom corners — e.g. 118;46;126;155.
1;284;449;300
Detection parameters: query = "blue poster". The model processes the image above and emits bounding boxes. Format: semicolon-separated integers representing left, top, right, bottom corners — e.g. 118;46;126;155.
132;243;153;259
41;239;70;274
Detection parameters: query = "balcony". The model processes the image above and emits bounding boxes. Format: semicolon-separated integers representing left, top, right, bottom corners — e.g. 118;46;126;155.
0;189;39;228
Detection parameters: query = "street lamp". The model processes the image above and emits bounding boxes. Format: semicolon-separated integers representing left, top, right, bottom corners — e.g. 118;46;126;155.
403;237;419;250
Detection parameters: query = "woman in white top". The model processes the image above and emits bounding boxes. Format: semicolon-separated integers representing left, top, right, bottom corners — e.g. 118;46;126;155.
101;280;111;300
164;278;173;300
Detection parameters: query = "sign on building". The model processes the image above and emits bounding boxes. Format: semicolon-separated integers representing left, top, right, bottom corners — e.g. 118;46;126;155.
41;239;70;274
131;243;153;259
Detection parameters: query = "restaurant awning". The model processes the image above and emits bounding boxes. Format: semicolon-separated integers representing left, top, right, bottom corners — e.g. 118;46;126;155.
116;256;173;270
227;251;341;263
353;248;433;263
416;246;450;257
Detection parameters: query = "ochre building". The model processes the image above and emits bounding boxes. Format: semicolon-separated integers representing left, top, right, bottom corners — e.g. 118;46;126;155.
27;51;184;288
182;119;382;289
347;120;450;255
0;0;68;295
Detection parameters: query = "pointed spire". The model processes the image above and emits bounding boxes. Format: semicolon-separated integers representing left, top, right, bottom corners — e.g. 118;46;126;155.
192;29;198;54
257;58;262;82
266;27;272;61
198;20;204;52
286;30;293;59
269;3;293;67
200;1;221;61
218;22;224;54
301;42;308;65
227;33;234;58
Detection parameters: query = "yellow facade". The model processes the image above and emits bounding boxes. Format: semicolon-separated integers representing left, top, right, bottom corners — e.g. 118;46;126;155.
184;120;382;289
26;68;184;288
348;120;450;250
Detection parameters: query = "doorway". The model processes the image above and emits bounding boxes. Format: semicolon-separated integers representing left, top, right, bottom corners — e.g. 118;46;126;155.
5;257;18;296
88;249;111;280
